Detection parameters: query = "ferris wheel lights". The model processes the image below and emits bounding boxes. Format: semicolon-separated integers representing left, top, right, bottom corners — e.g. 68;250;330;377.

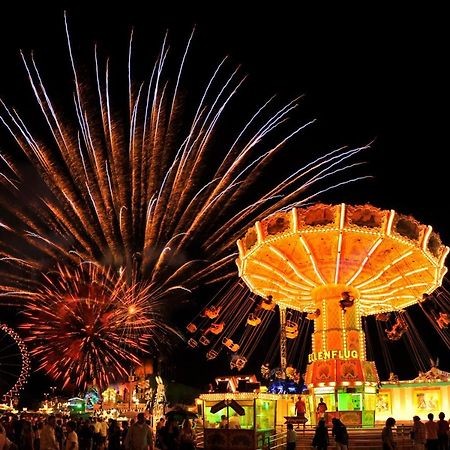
0;324;29;402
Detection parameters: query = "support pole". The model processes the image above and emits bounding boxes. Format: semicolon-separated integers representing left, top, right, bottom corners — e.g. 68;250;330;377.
279;305;287;378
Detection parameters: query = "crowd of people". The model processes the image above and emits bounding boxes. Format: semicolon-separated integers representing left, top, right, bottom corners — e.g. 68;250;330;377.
407;413;449;450
309;417;348;450
297;411;450;450
0;413;199;450
154;417;196;450
381;413;450;450
3;407;450;450
0;414;143;450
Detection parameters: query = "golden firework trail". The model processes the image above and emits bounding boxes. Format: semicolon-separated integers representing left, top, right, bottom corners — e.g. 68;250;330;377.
0;17;369;387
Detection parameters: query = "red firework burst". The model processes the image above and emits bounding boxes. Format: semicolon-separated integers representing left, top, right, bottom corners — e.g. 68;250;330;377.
20;264;177;389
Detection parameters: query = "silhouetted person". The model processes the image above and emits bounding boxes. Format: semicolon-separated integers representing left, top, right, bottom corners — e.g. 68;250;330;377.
381;417;396;450
316;398;328;421
179;420;195;450
411;416;426;450
295;397;306;417
124;414;152;450
437;412;449;450
286;423;296;450
426;413;439;450
331;418;348;450
312;419;329;450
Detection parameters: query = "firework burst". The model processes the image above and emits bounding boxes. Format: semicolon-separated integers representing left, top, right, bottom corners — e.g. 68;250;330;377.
20;263;176;388
0;18;369;387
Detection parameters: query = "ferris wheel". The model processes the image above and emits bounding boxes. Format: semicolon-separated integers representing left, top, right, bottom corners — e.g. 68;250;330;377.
0;324;30;402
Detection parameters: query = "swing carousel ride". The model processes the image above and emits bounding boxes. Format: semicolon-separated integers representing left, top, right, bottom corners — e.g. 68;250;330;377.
189;203;449;426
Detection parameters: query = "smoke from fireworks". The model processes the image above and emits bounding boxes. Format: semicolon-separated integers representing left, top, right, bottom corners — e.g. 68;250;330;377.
0;19;368;387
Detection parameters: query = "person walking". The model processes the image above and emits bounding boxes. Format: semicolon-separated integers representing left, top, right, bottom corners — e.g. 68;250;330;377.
286;423;296;450
331;418;348;450
178;420;195;450
20;419;34;450
107;420;121;450
160;417;179;450
40;417;59;450
295;397;306;418
55;420;64;450
381;417;396;450
65;422;79;450
1;424;10;450
124;414;152;450
316;398;328;421
312;419;329;450
78;420;93;450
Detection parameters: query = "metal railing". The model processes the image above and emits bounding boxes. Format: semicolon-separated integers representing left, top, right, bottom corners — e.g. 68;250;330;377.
265;426;414;450
195;426;414;449
268;430;287;449
195;428;204;448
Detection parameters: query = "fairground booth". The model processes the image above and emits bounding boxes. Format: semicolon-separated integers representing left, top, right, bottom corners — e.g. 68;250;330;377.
199;375;297;450
376;367;450;423
304;354;379;427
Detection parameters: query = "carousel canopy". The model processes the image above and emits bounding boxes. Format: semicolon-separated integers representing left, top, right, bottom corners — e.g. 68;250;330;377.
236;204;448;315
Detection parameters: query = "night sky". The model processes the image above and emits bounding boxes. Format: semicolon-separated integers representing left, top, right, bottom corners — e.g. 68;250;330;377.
0;5;448;404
